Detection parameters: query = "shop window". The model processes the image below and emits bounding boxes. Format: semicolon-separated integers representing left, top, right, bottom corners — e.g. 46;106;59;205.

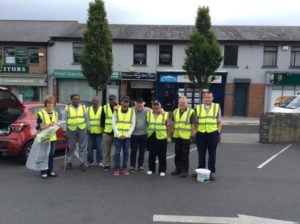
4;48;15;64
290;46;300;67
159;45;172;65
223;45;238;66
73;42;83;64
133;45;147;65
263;46;277;67
28;48;39;64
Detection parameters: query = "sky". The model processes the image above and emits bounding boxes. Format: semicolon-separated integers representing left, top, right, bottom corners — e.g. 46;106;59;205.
1;0;300;26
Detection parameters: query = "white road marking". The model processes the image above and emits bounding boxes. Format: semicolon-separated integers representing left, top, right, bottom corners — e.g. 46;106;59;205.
166;147;197;160
257;144;292;169
153;214;237;223
153;214;298;224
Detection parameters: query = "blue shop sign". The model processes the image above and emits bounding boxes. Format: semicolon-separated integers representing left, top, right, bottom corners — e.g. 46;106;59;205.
160;74;177;83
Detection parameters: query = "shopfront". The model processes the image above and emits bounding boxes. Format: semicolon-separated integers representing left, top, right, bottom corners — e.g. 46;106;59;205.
0;72;47;102
156;71;227;112
51;69;121;103
265;72;300;111
121;72;156;107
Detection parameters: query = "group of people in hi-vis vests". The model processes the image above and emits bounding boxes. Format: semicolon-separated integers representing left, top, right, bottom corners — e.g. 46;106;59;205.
36;91;222;181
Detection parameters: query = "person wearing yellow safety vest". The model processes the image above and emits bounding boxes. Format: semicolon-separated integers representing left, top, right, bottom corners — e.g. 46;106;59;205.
146;100;171;177
170;96;196;178
61;94;89;171
194;91;222;181
100;94;118;170
36;95;58;179
86;97;104;168
112;96;136;176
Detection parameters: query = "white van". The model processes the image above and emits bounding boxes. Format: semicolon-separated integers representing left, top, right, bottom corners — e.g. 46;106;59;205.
271;95;300;113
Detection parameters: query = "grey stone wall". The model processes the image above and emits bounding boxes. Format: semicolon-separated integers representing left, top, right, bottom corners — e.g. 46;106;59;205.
259;113;300;143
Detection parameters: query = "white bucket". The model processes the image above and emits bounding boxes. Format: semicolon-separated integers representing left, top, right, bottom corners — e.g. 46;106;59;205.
195;168;211;182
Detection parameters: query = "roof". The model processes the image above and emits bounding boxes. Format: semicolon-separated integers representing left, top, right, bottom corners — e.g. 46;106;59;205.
56;23;300;42
1;20;300;43
0;20;78;43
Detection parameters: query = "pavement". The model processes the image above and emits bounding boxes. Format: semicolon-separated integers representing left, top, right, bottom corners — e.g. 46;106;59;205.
221;117;260;144
222;116;260;126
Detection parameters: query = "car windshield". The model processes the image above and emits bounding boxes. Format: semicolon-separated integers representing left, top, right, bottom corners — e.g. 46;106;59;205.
278;96;296;108
285;97;300;109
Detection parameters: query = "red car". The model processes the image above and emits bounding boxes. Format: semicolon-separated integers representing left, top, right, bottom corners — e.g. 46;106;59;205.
0;87;67;163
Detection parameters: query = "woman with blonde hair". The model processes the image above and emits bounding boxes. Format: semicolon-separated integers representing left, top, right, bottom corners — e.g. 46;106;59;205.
36;95;58;179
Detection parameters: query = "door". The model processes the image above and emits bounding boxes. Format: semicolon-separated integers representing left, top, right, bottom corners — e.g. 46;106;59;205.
233;84;248;116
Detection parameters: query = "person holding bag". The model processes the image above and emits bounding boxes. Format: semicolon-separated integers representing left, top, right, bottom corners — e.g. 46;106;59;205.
36;95;59;179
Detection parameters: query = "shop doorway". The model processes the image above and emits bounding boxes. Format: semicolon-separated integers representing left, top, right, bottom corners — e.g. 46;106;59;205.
233;84;248;116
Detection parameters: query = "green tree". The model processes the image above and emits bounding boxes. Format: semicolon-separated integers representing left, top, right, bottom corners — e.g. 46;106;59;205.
81;0;113;96
183;6;222;91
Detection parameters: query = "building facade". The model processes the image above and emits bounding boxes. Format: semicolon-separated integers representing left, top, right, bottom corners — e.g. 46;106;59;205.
1;20;300;117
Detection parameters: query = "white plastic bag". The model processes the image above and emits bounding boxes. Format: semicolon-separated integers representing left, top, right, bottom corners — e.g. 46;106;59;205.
26;123;62;171
26;139;51;171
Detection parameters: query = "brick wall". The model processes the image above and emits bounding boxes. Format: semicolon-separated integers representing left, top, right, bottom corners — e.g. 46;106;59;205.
248;84;265;117
224;83;265;117
29;47;47;74
224;83;234;116
119;80;127;102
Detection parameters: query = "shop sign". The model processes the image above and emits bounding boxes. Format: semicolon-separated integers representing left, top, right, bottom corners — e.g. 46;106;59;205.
111;71;122;80
0;65;29;73
177;74;222;83
160;74;177;83
0;77;46;86
272;73;300;85
53;69;121;80
16;48;27;65
121;72;155;80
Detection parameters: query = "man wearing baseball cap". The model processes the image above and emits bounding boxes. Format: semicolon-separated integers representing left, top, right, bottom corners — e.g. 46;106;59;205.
112;96;136;176
146;100;171;177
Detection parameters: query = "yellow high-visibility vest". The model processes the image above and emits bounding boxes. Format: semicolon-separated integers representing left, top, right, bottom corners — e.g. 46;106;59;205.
196;103;219;133
37;109;58;141
173;108;193;140
103;103;114;133
88;105;102;134
146;111;169;139
65;104;87;131
115;107;133;137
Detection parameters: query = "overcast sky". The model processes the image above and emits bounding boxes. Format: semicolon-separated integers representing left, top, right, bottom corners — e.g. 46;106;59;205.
1;0;300;26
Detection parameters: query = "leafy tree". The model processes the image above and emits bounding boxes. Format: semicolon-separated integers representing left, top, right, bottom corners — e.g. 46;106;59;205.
81;0;113;96
183;6;222;90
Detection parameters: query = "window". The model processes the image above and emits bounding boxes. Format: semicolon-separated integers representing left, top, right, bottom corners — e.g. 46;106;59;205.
223;45;238;66
133;45;147;65
4;48;15;64
263;46;277;67
73;42;83;63
290;46;300;67
28;48;39;64
159;45;172;65
0;48;2;65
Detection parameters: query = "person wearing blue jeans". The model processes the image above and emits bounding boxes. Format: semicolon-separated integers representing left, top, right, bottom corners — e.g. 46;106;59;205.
114;138;130;171
112;96;136;176
87;97;104;168
87;134;103;166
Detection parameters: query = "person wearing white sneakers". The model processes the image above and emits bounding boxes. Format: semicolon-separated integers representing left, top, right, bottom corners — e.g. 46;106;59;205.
146;100;171;177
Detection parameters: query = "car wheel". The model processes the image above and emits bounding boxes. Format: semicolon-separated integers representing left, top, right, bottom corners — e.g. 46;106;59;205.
19;141;33;164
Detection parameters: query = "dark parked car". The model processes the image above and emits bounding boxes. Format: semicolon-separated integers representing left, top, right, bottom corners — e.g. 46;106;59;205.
0;87;67;163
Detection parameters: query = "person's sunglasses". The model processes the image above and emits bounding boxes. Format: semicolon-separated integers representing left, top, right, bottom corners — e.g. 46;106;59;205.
123;100;129;103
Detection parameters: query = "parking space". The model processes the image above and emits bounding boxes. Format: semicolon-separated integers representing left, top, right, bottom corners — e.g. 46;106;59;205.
0;137;299;224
